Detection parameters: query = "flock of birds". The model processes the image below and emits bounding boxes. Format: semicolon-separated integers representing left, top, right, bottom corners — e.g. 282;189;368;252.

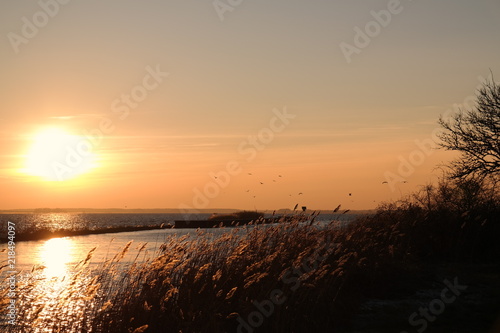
214;172;356;212
212;172;410;212
241;173;308;199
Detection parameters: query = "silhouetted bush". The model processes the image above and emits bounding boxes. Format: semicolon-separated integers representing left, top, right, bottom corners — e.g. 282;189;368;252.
367;176;500;262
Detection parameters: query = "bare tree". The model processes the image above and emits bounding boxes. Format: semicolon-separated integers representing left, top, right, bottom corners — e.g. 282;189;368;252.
438;76;500;180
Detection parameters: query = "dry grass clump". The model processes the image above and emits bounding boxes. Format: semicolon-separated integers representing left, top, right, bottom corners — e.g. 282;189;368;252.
88;212;433;333
90;222;359;332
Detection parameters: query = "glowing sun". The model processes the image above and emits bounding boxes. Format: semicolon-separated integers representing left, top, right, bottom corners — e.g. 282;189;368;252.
24;128;97;181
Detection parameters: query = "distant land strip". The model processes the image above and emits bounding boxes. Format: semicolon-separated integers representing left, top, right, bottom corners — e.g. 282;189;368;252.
2;225;171;243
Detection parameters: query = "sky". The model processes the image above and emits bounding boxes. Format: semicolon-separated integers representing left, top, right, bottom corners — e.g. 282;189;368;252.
1;0;499;211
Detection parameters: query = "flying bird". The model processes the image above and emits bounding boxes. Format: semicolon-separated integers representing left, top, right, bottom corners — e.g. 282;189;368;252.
260;182;264;185
382;181;388;184
278;175;282;178
298;192;303;195
349;193;352;196
248;173;253;175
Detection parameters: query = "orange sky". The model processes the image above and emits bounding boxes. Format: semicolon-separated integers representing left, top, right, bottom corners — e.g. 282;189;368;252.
1;1;499;210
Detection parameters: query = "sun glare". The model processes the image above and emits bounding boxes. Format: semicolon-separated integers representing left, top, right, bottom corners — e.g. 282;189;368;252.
40;237;74;279
24;127;97;181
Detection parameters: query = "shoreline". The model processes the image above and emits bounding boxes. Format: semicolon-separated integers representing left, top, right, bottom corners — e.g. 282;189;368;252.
1;224;171;243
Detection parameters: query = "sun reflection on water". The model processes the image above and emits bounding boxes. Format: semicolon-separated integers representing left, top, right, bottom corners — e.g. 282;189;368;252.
15;237;96;332
39;237;74;279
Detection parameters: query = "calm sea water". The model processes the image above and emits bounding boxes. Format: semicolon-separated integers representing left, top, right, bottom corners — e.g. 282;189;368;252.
0;213;358;280
0;213;213;234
